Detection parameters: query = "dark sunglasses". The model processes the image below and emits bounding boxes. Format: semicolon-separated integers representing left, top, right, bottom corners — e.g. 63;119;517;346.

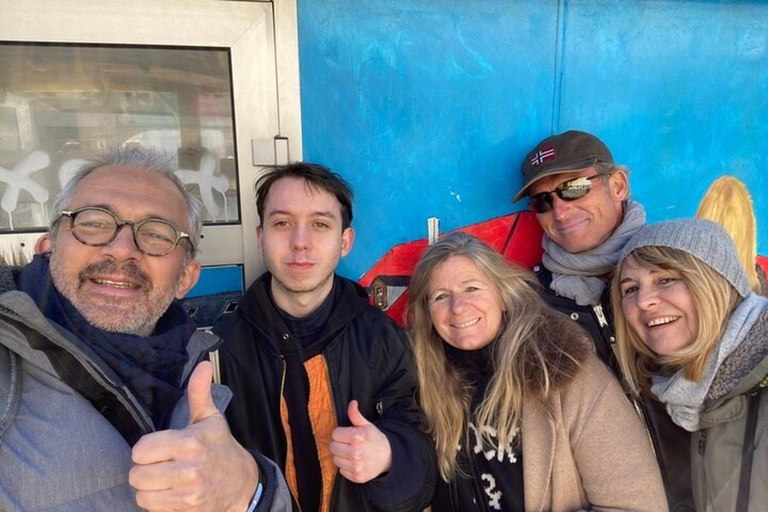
529;174;607;213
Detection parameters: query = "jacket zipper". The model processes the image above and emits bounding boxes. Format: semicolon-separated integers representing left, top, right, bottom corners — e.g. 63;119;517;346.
594;304;658;462
593;304;609;327
278;356;303;512
618;348;658;473
698;430;708;456
631;397;658;461
322;356;339;512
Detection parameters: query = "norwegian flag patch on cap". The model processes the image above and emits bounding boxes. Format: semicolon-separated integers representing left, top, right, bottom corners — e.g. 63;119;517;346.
530;145;556;168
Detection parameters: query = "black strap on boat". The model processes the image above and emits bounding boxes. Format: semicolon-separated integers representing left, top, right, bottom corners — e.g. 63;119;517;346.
735;387;763;512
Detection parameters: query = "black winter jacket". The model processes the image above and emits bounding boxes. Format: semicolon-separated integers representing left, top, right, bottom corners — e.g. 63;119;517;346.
214;273;437;512
536;265;695;512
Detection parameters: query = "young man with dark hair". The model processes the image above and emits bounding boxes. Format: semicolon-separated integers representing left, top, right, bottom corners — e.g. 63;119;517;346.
215;162;437;512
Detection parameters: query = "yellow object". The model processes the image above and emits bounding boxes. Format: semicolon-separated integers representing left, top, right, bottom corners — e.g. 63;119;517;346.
696;176;761;293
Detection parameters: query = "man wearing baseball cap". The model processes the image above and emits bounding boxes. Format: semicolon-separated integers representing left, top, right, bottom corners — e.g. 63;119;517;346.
515;130;694;511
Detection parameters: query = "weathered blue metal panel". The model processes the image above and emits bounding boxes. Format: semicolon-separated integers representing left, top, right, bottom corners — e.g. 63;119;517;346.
299;0;558;278
298;0;768;279
559;0;767;227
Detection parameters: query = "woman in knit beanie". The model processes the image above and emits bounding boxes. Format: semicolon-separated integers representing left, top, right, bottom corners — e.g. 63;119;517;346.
611;218;768;512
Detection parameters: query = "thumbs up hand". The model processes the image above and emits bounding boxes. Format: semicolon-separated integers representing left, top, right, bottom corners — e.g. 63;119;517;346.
329;400;393;483
129;361;258;512
186;359;220;424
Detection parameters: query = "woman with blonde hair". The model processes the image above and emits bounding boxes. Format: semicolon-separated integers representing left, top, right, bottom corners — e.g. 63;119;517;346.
407;232;665;511
612;219;768;512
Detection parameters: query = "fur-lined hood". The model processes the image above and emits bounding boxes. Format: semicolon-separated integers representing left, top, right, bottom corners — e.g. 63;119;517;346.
523;309;593;399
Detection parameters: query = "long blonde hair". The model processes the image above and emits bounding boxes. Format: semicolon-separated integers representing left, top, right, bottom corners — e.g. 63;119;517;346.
406;232;578;480
611;246;742;395
696;176;760;293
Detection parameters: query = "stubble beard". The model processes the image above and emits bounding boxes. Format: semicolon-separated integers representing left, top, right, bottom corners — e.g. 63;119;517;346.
50;256;182;337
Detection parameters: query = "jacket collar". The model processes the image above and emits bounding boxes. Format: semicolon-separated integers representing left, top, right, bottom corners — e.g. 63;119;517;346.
708;308;768;401
517;310;593;509
239;272;368;350
523;310;591;397
699;310;768;428
0;262;218;381
0;263;222;443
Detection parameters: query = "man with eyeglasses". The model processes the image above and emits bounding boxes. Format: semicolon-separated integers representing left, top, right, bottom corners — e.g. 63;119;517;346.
513;130;694;511
0;148;289;512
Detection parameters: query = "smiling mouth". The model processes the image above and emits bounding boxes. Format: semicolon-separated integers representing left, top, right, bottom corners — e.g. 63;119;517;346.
647;316;680;327
79;260;151;291
556;218;589;233
91;278;140;289
451;318;480;328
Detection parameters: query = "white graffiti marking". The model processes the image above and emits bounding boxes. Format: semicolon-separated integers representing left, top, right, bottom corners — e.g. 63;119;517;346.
175;152;230;221
0;151;50;229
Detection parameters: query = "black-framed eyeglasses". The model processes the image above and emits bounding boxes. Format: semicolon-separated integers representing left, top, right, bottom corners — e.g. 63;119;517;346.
55;206;193;257
529;174;607;214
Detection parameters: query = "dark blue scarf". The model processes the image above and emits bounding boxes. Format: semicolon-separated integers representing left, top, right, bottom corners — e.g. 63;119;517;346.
18;254;193;429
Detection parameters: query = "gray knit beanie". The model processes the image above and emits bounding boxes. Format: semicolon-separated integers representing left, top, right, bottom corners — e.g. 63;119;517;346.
619;218;750;298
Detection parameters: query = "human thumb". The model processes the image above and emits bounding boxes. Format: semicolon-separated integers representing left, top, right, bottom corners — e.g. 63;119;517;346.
187;361;218;425
347;400;372;427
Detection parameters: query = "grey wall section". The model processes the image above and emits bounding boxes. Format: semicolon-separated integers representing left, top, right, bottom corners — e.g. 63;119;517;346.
298;0;768;279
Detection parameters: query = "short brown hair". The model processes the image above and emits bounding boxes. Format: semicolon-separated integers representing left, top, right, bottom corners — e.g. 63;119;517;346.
255;162;353;230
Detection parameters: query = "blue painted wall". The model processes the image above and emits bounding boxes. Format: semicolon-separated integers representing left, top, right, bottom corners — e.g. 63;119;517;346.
298;0;768;279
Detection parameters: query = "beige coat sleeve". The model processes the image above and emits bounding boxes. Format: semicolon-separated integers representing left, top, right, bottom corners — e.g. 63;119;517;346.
523;354;669;512
565;355;668;511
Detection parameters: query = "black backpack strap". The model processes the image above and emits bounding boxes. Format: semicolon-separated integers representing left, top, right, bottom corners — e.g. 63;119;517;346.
735;380;766;512
0;344;21;443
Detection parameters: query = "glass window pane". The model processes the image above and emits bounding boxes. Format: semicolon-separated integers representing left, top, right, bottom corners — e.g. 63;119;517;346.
0;43;239;232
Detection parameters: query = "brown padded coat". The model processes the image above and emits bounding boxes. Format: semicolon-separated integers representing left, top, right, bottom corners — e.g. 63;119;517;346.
520;313;669;512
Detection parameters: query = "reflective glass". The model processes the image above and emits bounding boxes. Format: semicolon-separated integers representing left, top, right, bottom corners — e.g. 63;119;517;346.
0;43;239;232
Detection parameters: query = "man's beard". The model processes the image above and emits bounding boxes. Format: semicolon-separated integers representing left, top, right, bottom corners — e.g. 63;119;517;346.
50;257;182;336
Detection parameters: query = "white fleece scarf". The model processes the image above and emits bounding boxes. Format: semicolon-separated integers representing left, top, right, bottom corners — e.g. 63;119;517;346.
651;293;768;432
542;200;646;306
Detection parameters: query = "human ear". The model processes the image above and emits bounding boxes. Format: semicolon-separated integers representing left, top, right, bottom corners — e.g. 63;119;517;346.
174;259;202;299
610;171;630;201
35;234;52;254
256;225;264;254
340;227;355;257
